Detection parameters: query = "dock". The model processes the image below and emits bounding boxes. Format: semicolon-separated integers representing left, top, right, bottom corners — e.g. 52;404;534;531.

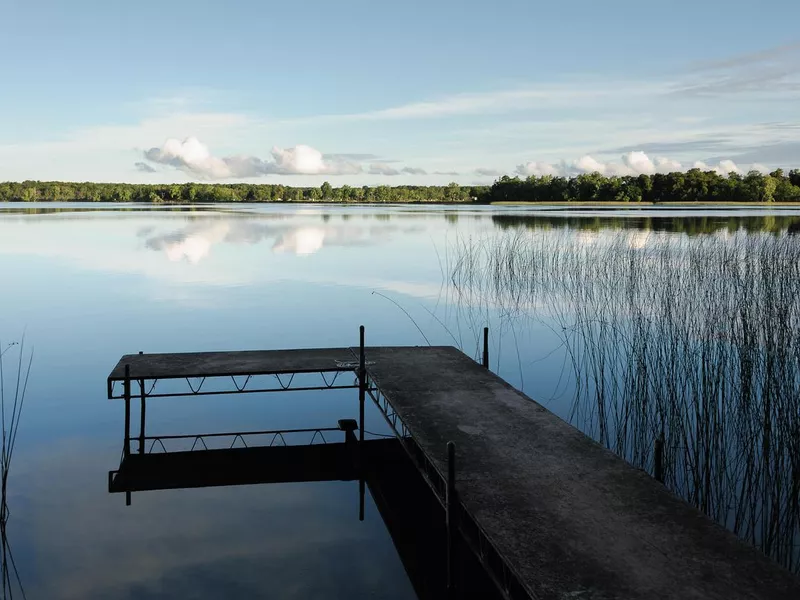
107;338;800;600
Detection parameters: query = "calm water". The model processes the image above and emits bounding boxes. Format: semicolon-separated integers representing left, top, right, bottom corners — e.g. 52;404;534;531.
2;202;800;598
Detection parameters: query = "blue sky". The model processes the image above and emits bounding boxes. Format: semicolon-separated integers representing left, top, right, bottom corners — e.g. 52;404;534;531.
1;0;799;184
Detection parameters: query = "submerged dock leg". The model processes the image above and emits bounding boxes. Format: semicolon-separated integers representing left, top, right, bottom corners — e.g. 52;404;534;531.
123;364;131;458
138;351;145;455
483;327;489;369
654;435;664;483
359;325;366;521
359;325;365;444
446;441;457;598
139;379;146;455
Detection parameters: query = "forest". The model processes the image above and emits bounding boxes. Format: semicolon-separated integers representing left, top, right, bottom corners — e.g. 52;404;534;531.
484;168;800;203
1;168;799;203
0;181;483;203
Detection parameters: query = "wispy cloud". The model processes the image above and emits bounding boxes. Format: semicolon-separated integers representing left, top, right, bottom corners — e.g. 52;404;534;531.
323;153;382;161
3;43;800;183
401;167;427;175
134;161;156;173
673;42;800;97
280;82;665;125
688;42;800;72
367;163;399;176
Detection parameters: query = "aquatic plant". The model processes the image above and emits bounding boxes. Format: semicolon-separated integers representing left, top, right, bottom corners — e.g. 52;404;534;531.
0;338;32;599
449;228;800;572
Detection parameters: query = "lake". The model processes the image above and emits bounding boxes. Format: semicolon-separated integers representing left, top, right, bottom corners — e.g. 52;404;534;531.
1;202;799;598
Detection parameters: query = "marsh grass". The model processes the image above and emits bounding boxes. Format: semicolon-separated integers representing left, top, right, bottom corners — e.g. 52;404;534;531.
449;228;800;572
0;339;32;599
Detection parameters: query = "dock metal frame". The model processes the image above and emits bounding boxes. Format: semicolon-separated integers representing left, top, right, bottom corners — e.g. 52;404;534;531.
109;356;360;460
106;327;519;600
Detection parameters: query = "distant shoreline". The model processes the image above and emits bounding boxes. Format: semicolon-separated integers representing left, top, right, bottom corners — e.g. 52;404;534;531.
491;201;800;207
2;170;798;203
2;199;800;207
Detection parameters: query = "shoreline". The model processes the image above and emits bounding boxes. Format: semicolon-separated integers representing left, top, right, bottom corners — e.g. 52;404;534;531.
3;199;800;208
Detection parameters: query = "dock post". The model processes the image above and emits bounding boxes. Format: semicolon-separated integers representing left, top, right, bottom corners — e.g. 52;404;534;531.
654;434;664;483
482;327;489;369
446;441;457;598
138;351;145;455
123;364;131;458
359;325;366;521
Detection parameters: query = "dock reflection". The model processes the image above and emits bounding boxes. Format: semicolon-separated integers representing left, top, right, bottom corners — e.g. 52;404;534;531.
109;425;501;600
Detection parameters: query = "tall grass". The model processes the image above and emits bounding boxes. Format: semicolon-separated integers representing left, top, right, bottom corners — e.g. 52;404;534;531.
0;339;32;599
449;228;800;572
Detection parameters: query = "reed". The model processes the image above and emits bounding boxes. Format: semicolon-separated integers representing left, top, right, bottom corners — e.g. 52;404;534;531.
0;339;32;599
449;228;800;572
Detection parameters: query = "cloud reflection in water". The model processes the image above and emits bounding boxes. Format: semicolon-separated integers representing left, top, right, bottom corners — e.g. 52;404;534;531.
145;217;412;262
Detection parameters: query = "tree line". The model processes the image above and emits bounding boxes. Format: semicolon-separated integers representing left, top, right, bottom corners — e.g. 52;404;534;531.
1;168;799;203
0;181;484;203
485;169;800;203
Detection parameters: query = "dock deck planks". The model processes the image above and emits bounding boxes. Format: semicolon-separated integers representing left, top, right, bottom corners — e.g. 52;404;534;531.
107;348;357;382
359;346;800;600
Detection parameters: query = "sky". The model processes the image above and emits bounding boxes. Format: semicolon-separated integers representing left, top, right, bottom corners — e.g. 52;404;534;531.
0;0;799;185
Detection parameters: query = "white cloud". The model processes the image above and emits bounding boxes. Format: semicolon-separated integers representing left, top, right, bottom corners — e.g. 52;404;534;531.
575;155;609;174
654;157;682;173
271;144;361;175
143;137;364;179
475;168;502;177
693;159;741;175
515;162;560;177
142;138;433;180
622;151;656;175
145;137;234;178
509;151;775;179
718;159;741;174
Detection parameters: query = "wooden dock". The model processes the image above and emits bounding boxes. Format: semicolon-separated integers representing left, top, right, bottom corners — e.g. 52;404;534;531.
107;343;800;600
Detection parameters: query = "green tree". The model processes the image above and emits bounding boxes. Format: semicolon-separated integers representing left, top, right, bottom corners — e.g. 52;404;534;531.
21;187;37;202
183;183;198;202
320;181;333;199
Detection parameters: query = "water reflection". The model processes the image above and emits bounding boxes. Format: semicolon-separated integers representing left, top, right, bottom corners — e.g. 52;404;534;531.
142;216;431;261
492;213;800;234
4;203;800;597
14;439;418;600
106;427;500;600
